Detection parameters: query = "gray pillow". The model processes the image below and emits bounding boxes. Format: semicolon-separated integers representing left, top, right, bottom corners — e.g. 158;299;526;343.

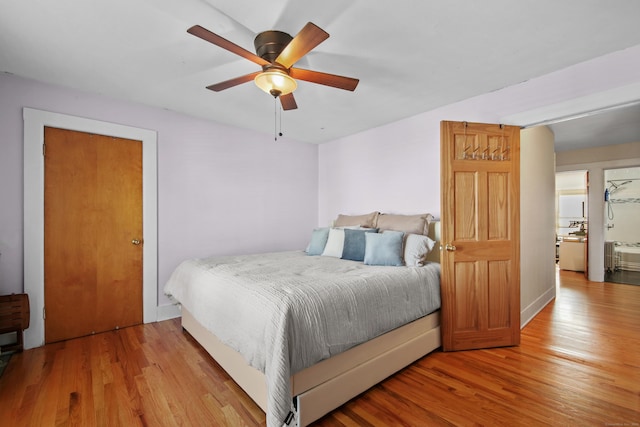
307;227;330;255
341;228;378;261
404;233;436;266
364;230;405;266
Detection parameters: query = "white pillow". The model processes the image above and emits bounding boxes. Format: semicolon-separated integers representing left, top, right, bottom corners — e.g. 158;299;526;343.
404;233;436;266
321;228;346;257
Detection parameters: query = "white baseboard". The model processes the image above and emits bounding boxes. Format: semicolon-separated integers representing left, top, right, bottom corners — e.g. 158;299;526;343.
521;286;556;328
156;303;181;322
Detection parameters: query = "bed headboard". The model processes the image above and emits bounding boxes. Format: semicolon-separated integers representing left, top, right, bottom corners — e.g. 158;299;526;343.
425;220;441;264
331;212;441;264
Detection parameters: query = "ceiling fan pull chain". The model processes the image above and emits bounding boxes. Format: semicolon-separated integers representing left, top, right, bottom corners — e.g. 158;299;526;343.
273;98;285;141
274;97;278;141
279;103;283;138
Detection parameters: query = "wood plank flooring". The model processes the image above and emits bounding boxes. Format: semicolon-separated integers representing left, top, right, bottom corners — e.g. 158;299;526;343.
1;269;638;426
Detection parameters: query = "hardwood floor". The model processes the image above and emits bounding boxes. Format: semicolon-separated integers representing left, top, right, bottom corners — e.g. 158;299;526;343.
1;269;638;426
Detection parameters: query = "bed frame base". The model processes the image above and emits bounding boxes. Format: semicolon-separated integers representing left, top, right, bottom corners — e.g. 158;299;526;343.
181;308;441;426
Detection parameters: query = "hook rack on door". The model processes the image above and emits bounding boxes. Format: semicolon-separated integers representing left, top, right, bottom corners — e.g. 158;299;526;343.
457;123;511;161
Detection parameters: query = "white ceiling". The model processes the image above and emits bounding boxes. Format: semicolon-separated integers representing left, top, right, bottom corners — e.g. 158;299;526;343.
547;103;640;152
2;0;640;146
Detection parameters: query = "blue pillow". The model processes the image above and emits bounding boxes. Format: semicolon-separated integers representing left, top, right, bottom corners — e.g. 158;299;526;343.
307;228;330;255
341;228;378;261
364;231;405;266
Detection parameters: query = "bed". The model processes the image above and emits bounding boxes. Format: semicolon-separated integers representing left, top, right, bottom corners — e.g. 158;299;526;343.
164;213;441;426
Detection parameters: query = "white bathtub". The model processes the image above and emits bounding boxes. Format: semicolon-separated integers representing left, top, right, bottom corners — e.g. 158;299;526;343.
616;245;640;272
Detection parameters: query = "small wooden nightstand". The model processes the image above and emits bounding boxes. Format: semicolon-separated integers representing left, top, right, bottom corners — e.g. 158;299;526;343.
0;293;30;353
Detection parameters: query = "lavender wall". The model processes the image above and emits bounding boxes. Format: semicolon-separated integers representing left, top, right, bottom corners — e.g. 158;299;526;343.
318;97;507;225
0;73;318;306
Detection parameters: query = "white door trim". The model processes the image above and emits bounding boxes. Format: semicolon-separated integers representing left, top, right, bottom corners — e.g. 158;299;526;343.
23;108;158;349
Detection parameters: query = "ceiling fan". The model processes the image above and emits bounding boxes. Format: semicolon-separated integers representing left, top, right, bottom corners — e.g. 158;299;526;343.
187;22;359;110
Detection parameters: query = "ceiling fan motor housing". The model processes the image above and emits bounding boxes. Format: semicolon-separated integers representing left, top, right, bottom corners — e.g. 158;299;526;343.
254;30;293;64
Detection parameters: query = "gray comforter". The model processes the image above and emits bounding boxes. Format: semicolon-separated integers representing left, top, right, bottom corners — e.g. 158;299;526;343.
164;250;440;427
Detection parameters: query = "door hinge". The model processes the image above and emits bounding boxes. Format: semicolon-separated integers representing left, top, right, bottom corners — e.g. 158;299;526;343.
43;306;46;320
42;142;46;157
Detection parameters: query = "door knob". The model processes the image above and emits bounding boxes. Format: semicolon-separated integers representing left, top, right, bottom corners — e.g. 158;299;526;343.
131;239;142;245
445;244;457;251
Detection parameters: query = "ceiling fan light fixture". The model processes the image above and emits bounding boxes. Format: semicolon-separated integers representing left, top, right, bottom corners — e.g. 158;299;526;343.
254;69;297;97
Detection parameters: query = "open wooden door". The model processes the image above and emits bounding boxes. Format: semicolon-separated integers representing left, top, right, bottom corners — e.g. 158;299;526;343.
440;121;520;351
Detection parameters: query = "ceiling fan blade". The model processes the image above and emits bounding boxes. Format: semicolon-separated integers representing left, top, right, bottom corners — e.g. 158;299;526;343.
206;71;261;92
290;68;359;91
275;22;329;69
188;25;269;67
280;93;298;110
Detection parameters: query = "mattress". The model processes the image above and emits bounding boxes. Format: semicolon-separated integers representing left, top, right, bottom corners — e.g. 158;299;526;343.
164;250;440;427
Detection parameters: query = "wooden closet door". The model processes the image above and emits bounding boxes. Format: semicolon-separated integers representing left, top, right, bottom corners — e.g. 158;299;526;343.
44;127;143;343
440;121;520;351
